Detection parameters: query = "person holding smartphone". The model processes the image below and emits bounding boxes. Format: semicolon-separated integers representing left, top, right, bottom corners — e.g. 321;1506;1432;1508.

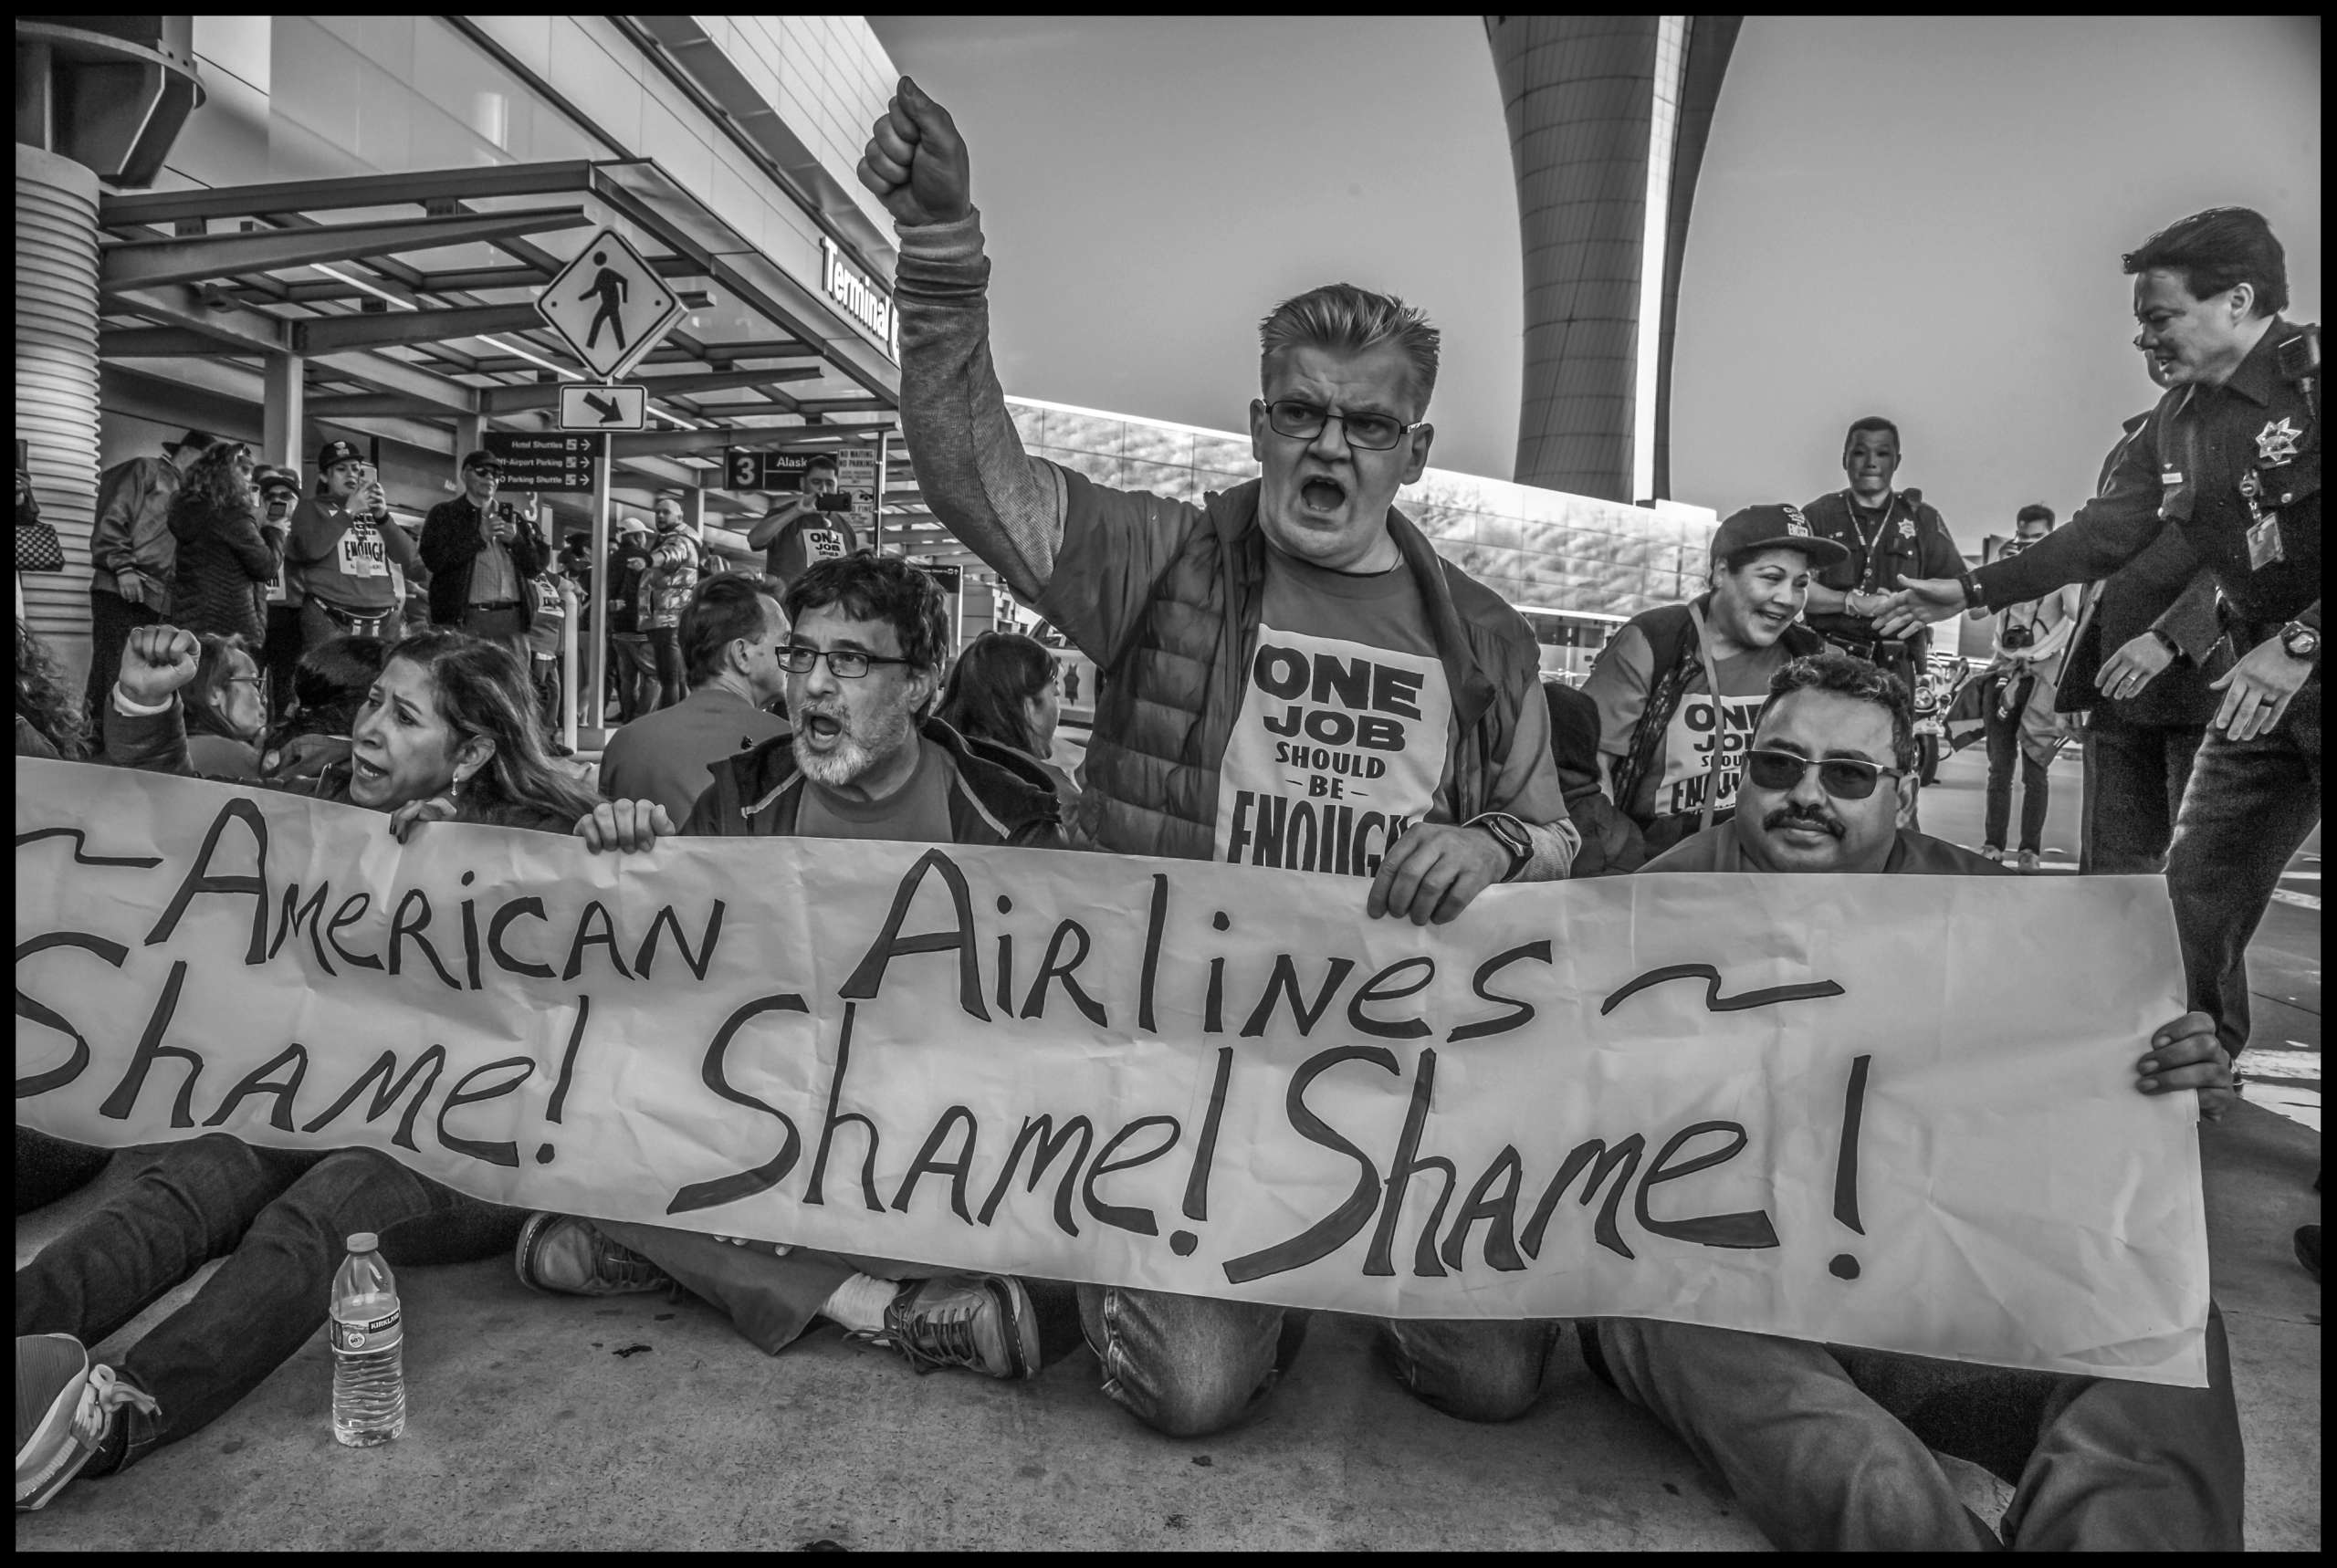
748;454;860;591
420;448;545;663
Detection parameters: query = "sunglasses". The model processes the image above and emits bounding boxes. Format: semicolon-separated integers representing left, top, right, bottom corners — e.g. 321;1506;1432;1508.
1744;747;1904;801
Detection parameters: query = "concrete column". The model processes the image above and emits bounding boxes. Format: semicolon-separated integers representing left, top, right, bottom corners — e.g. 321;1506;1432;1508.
16;142;104;687
455;413;482;466
262;351;304;470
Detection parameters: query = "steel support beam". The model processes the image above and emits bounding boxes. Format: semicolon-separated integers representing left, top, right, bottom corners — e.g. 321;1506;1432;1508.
262;353;305;471
98;161;607;226
292;302;547;356
100;207;593;293
480;366;823;415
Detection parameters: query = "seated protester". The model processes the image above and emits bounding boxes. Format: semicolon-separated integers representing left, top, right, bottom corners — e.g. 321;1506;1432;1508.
1542;678;1643;875
257;633;392;787
13;620;110;1218
596;573;791;825
284;441;423;651
178;632;269;780
863;77;1577;1438
937;630;1079;810
1583;650;2244;1551
1582;505;1837;859
15;619;88;762
16;623;599;1511
525;553;1064;1381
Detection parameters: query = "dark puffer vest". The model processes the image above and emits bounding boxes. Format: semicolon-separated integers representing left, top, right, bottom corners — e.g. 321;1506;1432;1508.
1060;475;1546;862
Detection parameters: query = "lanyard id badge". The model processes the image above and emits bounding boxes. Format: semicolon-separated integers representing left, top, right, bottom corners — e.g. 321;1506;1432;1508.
2239;466;2285;570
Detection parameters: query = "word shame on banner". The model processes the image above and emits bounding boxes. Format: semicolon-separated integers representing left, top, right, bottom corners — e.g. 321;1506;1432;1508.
14;760;2210;1385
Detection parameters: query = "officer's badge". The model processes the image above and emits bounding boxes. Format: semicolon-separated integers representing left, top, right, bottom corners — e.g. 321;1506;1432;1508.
1897;517;1915;541
2254;417;2302;466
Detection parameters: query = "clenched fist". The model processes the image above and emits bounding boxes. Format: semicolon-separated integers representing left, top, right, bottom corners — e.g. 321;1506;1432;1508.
857;76;971;228
119;624;202;706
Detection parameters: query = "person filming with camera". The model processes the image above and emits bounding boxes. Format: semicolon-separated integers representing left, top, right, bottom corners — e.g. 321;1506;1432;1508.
421;447;547;664
1968;505;2081;868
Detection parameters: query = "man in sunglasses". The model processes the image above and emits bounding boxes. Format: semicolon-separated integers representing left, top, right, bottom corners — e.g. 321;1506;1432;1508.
856;76;1576;1441
1584;649;2243;1548
542;552;1067;1383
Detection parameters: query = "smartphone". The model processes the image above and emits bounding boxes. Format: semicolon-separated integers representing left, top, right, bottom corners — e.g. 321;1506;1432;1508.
814;493;855;512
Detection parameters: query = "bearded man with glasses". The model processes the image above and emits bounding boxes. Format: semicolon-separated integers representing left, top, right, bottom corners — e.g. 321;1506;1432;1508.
1584;648;2245;1549
855;77;1577;1441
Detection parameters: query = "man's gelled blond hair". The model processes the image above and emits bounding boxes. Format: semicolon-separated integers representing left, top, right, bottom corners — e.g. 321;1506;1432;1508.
1258;283;1441;413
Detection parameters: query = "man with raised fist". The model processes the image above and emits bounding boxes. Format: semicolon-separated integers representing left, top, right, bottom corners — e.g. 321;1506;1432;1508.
859;77;1576;1439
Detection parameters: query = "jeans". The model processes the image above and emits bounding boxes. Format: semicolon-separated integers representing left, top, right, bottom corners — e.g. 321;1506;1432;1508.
15;1134;521;1469
531;654;562;737
1074;1285;1559;1437
647;625;686;711
83;587;162;754
2079;709;2208;875
2164;680;2321;1061
1587;1308;2244;1551
1982;673;2048;854
611;633;656;723
16;1127;111;1216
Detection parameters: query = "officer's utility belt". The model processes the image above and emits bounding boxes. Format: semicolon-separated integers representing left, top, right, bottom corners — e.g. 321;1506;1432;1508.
314;601;394;638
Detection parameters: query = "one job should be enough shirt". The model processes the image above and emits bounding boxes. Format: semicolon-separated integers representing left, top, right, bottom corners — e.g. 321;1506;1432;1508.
1212;554;1453;878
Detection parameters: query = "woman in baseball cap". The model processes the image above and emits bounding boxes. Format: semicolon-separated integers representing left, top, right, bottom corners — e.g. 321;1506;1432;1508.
1581;506;1846;857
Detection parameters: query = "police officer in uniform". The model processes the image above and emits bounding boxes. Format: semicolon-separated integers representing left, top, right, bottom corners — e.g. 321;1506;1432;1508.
1884;206;2319;1066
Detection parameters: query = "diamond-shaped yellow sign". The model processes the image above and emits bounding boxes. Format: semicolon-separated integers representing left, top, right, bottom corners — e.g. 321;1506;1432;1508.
536;226;684;381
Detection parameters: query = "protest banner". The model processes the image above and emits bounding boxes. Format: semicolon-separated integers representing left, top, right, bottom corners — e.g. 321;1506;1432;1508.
15;759;2209;1385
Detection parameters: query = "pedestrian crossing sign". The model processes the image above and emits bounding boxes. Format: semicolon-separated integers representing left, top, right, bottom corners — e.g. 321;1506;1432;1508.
536;227;685;381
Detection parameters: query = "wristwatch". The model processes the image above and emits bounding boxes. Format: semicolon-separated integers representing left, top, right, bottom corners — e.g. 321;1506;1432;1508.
2279;621;2320;663
1957;570;1986;612
1474;813;1535;883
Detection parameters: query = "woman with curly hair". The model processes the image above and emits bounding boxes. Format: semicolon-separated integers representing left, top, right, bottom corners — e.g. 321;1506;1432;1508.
14;619;88;760
167;441;283;647
17;622;598;1509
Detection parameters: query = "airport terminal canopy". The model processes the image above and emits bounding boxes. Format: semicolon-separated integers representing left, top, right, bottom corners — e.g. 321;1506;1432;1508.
93;157;923;525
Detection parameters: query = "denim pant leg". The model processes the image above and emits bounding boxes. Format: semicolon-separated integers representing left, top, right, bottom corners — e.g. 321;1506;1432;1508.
595;1221;857;1355
1982;678;2023;849
2164;685;2321;1061
1378;1317;1560;1423
1995;1303;2245;1551
1075;1285;1303;1437
16;1135;295;1349
108;1147;507;1465
15;1127;116;1216
1591;1317;1997;1551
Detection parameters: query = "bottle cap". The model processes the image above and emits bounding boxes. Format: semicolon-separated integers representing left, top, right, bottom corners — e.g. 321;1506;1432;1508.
347;1232;379;1252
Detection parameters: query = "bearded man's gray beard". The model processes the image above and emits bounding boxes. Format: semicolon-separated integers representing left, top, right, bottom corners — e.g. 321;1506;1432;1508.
793;705;916;789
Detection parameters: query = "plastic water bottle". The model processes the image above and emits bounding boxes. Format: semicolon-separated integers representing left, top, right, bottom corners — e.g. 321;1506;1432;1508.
329;1232;405;1447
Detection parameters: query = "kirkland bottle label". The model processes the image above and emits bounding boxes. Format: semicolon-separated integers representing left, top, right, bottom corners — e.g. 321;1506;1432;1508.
332;1309;403;1354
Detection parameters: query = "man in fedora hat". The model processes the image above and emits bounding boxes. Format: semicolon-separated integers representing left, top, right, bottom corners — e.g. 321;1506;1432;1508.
84;428;217;748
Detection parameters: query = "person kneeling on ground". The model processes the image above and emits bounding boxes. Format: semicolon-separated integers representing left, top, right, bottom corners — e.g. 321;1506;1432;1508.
1581;649;2245;1551
523;552;1065;1382
16;623;599;1512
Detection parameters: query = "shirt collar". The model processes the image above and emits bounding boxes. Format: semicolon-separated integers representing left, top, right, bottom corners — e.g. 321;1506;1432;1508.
2215;315;2289;408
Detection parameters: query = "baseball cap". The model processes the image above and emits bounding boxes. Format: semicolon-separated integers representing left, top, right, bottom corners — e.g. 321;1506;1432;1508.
162;429;219;457
1708;504;1849;570
460;447;503;475
255;465;301;496
317;439;365;473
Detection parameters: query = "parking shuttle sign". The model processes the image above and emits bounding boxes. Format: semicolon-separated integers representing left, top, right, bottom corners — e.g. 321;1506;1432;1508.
538;227;684;381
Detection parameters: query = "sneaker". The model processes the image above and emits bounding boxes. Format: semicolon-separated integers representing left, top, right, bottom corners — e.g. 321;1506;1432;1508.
2015;850;2041;872
854;1275;1041;1380
514;1214;673;1297
16;1334;157;1511
1980;845;2006;862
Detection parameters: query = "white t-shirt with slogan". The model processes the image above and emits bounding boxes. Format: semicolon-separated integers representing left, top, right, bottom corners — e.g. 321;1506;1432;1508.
1211;554;1454;878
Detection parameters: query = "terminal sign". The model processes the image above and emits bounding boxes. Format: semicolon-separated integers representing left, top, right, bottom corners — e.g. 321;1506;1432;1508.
725;449;813;492
819;235;898;361
482;432;604;494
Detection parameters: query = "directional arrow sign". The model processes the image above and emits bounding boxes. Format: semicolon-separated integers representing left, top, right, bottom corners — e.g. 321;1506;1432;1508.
537;226;685;381
559;383;647;432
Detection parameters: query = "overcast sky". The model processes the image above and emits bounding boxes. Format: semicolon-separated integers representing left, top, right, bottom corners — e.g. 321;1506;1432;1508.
870;16;2320;543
